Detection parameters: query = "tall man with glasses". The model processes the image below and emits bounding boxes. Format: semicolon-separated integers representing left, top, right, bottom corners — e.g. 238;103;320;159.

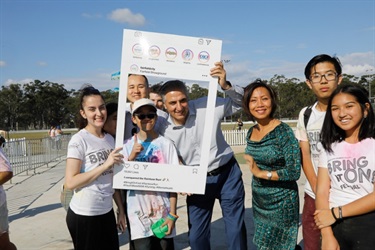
295;54;342;250
159;62;247;250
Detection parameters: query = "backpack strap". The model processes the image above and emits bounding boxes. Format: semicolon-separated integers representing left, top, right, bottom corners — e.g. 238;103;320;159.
303;105;313;129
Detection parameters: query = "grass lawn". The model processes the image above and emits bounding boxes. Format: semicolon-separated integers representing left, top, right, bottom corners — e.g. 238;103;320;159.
6;129;77;140
8;132;50;139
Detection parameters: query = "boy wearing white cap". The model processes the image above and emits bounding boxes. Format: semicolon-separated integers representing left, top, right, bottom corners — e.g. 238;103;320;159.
122;98;179;250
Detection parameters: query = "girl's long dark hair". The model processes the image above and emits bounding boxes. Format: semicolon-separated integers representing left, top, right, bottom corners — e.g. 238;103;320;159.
320;83;375;152
77;84;104;130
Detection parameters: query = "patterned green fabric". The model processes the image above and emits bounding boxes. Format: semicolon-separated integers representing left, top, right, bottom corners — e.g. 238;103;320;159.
245;122;301;250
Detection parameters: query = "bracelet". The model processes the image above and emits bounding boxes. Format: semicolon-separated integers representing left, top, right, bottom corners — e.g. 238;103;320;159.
167;213;179;222
331;207;338;221
338;206;343;220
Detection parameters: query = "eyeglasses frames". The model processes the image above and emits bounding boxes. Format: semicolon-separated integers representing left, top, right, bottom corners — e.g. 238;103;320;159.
134;113;157;120
309;72;338;84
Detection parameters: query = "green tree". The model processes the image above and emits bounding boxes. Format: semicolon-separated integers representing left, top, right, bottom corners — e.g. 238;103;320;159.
0;84;25;130
188;83;208;100
23;80;69;129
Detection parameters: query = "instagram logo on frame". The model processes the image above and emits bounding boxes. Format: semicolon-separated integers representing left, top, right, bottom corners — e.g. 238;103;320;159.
149;45;161;58
132;44;143;56
198;51;210;63
165;47;177;60
182;49;194;61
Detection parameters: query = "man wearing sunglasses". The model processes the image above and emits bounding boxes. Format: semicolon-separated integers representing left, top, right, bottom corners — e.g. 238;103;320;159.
159;62;247;250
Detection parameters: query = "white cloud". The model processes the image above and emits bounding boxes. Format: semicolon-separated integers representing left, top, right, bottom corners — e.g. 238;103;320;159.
37;61;47;67
4;78;34;86
364;26;375;31
82;13;102;19
296;43;307;49
223;60;306;86
224;52;375;86
108;8;145;26
0;61;6;67
340;51;375;76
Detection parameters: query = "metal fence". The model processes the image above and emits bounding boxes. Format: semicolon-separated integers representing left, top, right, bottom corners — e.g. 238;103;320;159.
3;126;295;175
3;135;72;176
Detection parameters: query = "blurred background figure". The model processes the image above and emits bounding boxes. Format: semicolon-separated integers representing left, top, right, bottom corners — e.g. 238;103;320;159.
103;102;118;138
237;118;243;130
149;83;164;110
48;125;56;149
55;125;63;150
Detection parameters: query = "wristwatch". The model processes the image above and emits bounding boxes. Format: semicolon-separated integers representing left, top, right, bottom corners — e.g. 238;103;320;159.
267;171;272;180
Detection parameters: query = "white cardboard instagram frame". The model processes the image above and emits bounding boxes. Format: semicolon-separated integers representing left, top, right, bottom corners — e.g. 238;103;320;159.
113;29;222;194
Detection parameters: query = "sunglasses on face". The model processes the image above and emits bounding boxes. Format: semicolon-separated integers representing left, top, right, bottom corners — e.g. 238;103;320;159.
134;113;157;120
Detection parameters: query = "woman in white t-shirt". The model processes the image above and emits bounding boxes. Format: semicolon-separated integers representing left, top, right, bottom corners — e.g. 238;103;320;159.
315;84;375;250
64;85;125;250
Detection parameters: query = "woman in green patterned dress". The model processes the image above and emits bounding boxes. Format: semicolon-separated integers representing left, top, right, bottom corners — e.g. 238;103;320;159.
242;79;301;250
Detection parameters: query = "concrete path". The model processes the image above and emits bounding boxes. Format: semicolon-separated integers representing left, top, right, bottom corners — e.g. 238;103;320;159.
5;146;305;249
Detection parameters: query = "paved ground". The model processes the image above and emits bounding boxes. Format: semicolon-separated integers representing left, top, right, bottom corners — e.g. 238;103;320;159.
5;146;305;249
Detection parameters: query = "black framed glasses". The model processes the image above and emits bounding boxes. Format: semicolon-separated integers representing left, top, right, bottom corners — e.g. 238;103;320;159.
134;113;157;120
309;72;338;84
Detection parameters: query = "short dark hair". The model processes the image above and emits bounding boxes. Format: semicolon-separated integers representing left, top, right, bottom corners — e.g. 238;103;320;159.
77;84;104;130
320;83;375;152
242;79;278;121
106;102;118;117
160;80;188;101
304;54;342;80
0;134;5;147
128;74;149;87
150;83;163;94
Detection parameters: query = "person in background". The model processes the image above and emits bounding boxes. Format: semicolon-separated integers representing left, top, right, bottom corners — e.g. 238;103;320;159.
0;135;17;250
122;98;179;250
149;83;164;110
103;102;118;138
295;54;342;250
314;84;375;250
64;85;126;250
160;62;247;250
242;79;301;249
55;125;63;150
48;125;56;149
237;118;243;130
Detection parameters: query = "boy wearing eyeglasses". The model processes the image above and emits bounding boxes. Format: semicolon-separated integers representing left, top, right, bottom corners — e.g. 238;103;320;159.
295;54;342;250
122;98;179;250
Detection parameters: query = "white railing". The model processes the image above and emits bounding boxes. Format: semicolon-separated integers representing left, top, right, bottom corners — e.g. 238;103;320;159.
223;126;297;146
222;129;248;146
3;135;72;176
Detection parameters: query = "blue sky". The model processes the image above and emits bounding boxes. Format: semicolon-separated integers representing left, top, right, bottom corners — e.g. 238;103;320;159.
1;0;374;91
